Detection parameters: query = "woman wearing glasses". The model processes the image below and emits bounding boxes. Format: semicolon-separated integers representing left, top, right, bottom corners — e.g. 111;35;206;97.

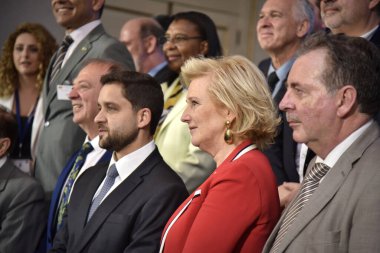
0;23;57;174
155;11;222;193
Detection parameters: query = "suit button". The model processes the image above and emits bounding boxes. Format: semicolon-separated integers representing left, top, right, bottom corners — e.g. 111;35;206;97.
44;121;50;127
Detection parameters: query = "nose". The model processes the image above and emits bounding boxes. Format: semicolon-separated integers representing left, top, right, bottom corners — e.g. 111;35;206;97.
94;108;104;124
257;15;270;29
181;105;190;123
279;90;293;112
68;86;78;100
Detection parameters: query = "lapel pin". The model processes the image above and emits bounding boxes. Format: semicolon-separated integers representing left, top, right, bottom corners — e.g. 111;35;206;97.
81;46;88;51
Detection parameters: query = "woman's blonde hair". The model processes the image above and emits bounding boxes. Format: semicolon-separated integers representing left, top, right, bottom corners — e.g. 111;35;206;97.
0;23;57;97
181;55;280;150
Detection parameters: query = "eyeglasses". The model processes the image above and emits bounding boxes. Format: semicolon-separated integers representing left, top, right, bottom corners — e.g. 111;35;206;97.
159;35;204;45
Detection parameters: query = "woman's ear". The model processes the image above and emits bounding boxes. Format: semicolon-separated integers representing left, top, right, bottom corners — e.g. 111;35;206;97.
200;41;209;56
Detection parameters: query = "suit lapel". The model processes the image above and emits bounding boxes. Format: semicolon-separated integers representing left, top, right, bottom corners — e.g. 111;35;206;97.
74;149;161;252
45;25;105;108
276;122;379;252
0;160;16;192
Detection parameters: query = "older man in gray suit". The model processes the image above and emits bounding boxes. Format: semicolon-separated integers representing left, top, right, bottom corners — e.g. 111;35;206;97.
34;0;134;197
263;33;380;252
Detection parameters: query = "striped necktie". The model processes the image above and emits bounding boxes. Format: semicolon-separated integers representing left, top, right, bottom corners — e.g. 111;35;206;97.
50;35;73;83
87;164;119;222
270;162;330;252
56;142;93;229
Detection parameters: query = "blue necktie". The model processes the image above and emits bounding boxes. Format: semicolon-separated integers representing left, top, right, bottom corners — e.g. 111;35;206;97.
87;164;119;222
56;142;93;229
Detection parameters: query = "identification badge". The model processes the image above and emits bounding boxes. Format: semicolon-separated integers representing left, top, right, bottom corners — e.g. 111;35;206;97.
57;83;72;100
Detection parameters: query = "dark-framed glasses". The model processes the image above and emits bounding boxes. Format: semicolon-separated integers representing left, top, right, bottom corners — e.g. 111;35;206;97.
159;35;204;45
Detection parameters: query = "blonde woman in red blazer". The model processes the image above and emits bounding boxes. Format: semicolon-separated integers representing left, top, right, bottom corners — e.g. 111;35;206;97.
160;55;281;253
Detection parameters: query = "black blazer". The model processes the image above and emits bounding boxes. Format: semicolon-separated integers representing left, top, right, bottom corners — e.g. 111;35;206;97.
259;58;299;184
50;148;188;253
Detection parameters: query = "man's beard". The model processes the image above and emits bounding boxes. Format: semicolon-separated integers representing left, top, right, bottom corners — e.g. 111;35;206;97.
99;128;139;152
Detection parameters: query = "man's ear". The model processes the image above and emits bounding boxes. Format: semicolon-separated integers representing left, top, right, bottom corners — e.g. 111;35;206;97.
137;108;152;129
92;0;105;14
336;85;357;118
369;0;380;11
144;35;157;54
296;20;310;38
0;138;11;158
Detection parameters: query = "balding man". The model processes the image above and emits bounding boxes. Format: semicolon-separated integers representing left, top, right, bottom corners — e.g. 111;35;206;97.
119;17;177;86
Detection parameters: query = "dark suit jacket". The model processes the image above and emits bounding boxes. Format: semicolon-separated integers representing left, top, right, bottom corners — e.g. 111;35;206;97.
35;24;134;196
161;141;280;253
259;58;299;184
263;122;380;252
0;159;46;253
153;64;178;86
50;148;188;253
47;150;112;250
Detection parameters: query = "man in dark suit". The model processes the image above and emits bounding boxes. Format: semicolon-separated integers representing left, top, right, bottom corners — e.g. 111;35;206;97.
119;17;178;86
263;32;380;253
0;107;46;253
46;59;126;250
50;70;188;252
256;0;314;207
34;0;134;197
320;0;380;123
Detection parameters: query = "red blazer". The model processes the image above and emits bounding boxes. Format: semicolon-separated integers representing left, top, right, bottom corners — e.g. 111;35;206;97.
160;141;281;253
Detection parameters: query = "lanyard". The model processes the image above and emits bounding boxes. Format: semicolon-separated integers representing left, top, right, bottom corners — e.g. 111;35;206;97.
14;89;38;158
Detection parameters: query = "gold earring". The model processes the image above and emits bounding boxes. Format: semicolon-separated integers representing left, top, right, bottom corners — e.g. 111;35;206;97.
224;120;233;144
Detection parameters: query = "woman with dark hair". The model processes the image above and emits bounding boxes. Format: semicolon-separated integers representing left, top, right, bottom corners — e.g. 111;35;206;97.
155;11;222;193
0;23;57;173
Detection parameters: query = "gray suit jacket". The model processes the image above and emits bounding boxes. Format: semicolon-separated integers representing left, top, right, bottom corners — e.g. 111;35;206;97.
34;24;134;196
263;121;380;253
0;158;46;253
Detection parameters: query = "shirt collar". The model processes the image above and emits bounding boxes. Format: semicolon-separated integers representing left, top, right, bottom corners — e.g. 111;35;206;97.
0;156;6;168
84;135;102;153
148;61;167;77
316;120;373;167
108;140;155;181
361;25;379;40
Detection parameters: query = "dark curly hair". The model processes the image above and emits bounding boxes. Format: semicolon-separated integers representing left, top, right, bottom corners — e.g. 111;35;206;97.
0;23;57;97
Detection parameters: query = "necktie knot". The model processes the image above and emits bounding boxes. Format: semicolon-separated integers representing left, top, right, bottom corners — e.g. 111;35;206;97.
107;164;119;179
62;35;73;48
267;71;279;92
81;142;94;155
305;162;330;182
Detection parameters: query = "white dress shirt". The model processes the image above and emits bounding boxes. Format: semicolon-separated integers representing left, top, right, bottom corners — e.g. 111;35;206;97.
93;140;155;204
